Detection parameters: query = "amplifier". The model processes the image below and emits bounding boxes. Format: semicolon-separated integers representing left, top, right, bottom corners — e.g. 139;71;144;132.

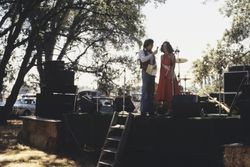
36;93;76;119
228;65;250;72
113;96;135;113
223;92;239;107
41;85;77;94
44;61;65;72
45;70;75;86
172;95;201;118
224;71;249;92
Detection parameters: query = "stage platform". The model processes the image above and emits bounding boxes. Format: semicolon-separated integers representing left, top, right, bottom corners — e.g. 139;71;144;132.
63;113;244;167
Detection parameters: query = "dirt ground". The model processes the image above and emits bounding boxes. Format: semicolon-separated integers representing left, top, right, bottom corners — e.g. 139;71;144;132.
0;120;97;167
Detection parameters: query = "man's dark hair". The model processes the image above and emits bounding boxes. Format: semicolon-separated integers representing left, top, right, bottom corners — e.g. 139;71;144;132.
143;39;154;49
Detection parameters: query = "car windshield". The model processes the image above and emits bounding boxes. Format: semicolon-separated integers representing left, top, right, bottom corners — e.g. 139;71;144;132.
23;99;35;104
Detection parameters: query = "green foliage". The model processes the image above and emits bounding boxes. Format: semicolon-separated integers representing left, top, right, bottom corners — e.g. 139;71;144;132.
0;0;166;96
192;0;250;93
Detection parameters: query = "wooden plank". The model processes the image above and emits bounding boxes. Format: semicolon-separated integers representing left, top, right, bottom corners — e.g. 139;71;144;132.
19;116;62;151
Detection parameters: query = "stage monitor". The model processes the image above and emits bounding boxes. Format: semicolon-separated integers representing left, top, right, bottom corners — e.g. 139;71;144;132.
113;96;135;113
224;71;249;92
172;95;201;118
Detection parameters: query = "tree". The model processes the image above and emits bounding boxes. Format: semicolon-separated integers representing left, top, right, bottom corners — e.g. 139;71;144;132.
192;0;250;93
0;0;166;124
0;0;45;124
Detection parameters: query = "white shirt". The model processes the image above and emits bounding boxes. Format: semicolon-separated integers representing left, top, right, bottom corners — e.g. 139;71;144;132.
137;50;155;65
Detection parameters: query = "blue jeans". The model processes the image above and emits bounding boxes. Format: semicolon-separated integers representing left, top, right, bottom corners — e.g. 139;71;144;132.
141;70;155;114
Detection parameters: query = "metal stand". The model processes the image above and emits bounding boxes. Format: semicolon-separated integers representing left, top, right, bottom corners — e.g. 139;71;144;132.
175;48;180;80
172;48;180;96
96;98;99;112
122;68;126;112
218;73;223;116
183;78;188;92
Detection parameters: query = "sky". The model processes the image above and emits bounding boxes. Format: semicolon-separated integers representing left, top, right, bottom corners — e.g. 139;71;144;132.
141;0;231;84
77;0;231;90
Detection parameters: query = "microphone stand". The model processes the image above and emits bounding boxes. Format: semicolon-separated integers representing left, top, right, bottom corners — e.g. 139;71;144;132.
175;48;180;81
218;69;223;116
174;48;180;96
122;68;126;113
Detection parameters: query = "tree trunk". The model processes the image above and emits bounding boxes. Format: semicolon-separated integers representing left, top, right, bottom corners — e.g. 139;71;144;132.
0;5;28;96
0;40;35;125
0;0;41;95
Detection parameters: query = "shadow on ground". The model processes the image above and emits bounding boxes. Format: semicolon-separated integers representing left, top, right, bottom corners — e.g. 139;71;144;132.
0;120;96;167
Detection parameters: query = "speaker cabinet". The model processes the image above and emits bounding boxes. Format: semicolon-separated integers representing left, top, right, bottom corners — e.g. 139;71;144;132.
228;65;250;72
45;70;75;87
223;92;238;106
172;95;201;117
36;93;75;119
239;99;250;145
113;96;135;113
241;84;250;99
41;85;77;94
224;71;249;92
44;61;65;72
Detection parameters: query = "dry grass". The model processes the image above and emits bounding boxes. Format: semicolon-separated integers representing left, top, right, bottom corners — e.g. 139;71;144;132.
0;120;83;167
224;143;250;167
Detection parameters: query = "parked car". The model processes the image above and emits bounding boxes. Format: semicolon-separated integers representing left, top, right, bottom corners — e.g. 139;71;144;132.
12;95;36;116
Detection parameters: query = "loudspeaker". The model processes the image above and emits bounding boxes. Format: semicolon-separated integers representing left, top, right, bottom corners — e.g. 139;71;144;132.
223;92;238;106
41;85;77;94
44;61;65;72
228;65;250;72
239;99;250;145
45;70;75;87
224;71;249;92
114;96;135;113
36;93;75;119
172;95;201;117
241;84;250;99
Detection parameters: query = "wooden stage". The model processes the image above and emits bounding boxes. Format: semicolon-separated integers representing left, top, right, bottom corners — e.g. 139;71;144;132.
19;113;248;166
61;113;244;167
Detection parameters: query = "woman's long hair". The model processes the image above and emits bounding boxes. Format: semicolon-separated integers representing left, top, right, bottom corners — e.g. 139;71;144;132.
160;41;174;53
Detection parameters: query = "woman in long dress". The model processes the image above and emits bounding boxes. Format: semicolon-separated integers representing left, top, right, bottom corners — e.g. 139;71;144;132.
155;41;180;113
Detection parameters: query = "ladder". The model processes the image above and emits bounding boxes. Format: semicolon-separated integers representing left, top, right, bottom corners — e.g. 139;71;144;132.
96;111;133;167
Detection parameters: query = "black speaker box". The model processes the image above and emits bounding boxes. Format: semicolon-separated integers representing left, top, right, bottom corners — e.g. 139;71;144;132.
172;95;201;117
224;71;249;92
36;93;76;119
241;84;250;99
44;61;65;72
45;70;75;87
41;85;77;94
239;99;250;120
228;65;250;72
223;92;238;106
239;99;250;145
114;96;135;113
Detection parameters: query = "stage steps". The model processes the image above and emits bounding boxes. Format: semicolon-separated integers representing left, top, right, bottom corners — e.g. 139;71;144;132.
96;111;133;167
